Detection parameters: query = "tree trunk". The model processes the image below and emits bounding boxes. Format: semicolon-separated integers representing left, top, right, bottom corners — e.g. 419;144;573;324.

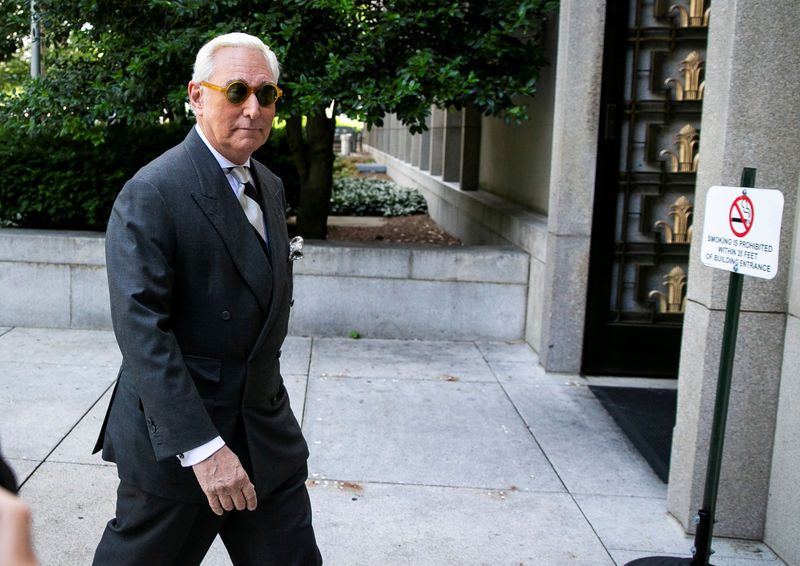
293;111;335;239
284;115;308;186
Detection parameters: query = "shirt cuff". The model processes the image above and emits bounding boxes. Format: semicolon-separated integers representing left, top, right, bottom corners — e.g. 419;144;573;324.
176;436;225;467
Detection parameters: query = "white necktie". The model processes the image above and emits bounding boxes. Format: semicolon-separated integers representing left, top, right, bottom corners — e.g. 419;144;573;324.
229;166;266;242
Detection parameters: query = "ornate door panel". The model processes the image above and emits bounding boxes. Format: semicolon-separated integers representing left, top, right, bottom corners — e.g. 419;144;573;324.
583;0;709;377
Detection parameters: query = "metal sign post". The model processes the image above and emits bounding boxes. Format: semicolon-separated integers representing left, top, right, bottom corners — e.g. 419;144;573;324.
30;0;41;78
625;167;784;566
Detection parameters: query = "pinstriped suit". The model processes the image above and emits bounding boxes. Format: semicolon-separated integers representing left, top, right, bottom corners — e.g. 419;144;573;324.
93;127;320;565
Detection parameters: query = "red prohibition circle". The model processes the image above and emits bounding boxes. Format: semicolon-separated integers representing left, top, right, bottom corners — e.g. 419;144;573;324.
729;195;754;237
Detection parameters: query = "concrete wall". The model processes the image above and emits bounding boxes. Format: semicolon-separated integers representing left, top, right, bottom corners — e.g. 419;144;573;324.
364;2;607;373
369;149;549;350
765;175;800;565
667;0;800;552
478;15;559;216
0;230;110;330
0;229;530;343
291;240;530;341
536;0;605;373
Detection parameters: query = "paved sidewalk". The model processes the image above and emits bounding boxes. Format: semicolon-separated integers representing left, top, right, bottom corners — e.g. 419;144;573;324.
0;327;787;565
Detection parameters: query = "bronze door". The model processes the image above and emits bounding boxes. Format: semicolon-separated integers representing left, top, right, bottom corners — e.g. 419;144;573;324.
583;0;709;377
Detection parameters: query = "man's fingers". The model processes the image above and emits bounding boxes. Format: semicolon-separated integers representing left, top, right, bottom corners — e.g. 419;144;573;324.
206;494;224;516
192;446;257;513
219;493;236;512
226;482;256;511
230;492;246;511
244;482;258;511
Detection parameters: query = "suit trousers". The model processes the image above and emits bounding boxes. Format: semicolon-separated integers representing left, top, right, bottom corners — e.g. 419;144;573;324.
93;464;322;566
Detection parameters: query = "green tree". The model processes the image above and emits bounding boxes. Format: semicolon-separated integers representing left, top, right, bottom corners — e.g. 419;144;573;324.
0;0;28;62
0;0;558;237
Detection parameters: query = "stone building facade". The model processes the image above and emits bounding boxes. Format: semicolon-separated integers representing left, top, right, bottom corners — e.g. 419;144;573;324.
363;1;800;563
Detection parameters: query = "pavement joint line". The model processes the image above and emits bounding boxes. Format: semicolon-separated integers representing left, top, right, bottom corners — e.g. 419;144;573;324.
29;460;114;468
0;360;120;368
585;378;678;390
478;347;574;498
563;487;617;564
569;491;668;500
490;362;571;495
305;477;569;494
18;379;117;490
310;374;494;382
485;365;623;562
298;336;315;426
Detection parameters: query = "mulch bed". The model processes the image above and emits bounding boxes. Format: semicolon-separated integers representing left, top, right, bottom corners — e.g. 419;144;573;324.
326;215;462;245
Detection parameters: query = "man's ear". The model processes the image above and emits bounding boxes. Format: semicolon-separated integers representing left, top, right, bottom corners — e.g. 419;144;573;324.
188;82;203;116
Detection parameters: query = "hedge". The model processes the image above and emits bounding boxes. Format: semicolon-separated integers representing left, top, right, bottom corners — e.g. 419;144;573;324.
0;123;296;231
0;124;423;230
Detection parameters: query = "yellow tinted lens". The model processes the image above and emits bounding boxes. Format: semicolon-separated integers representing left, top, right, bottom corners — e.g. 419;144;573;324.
255;84;278;106
225;82;249;104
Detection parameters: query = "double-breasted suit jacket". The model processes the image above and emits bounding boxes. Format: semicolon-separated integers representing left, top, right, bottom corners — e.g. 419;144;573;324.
95;128;308;503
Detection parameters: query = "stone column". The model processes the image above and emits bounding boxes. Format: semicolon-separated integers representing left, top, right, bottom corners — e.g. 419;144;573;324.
388;114;400;158
429;107;445;177
383;114;391;156
538;0;606;371
442;109;463;182
460;104;481;191
410;132;420;167
667;0;800;539
765;175;800;564
419;119;431;172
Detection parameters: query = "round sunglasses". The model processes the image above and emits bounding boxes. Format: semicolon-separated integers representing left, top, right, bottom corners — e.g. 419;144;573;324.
201;80;283;106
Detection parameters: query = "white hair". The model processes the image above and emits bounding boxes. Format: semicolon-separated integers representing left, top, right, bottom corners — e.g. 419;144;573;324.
192;32;280;83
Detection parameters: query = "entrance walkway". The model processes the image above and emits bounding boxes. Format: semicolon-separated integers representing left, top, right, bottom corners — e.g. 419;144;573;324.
0;327;786;565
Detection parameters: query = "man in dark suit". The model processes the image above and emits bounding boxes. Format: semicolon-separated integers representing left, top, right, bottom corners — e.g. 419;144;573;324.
93;32;321;566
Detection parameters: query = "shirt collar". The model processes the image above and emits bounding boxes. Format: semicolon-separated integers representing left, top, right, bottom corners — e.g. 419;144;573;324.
194;124;251;171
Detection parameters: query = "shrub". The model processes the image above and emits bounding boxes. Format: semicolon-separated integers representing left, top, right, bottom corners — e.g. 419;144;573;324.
0;123;187;230
329;177;428;217
0;122;419;229
0;123;295;231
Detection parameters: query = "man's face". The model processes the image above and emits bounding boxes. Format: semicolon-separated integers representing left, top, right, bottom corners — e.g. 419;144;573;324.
189;47;276;164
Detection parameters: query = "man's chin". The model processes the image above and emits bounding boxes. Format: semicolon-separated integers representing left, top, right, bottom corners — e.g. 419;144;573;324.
226;137;269;162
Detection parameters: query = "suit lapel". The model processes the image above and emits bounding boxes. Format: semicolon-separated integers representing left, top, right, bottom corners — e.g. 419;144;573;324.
249;164;289;341
250;166;287;279
183;130;274;316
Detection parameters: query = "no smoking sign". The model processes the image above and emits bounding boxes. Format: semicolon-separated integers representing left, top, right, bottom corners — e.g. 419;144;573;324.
701;186;784;279
729;195;754;237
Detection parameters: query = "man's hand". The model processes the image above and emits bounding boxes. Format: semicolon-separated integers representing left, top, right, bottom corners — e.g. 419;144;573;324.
0;487;39;566
192;445;257;515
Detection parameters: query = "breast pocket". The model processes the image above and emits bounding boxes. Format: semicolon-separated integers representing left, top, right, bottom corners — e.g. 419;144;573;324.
184;355;222;398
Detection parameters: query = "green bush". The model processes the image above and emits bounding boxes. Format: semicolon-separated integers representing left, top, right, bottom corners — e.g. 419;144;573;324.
0;123;422;229
0;123;184;230
0;123;296;231
329;177;428;217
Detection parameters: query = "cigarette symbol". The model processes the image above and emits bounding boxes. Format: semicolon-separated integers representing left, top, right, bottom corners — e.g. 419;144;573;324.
730;195;754;237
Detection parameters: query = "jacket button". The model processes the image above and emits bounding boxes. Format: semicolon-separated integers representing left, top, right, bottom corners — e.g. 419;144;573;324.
277;349;282;359
290;299;295;307
221;311;231;321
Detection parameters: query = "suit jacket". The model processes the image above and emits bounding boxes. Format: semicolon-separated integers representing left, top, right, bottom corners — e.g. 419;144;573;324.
95;128;308;503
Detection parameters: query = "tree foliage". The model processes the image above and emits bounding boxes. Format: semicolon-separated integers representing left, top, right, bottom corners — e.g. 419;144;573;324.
0;0;28;63
0;0;558;236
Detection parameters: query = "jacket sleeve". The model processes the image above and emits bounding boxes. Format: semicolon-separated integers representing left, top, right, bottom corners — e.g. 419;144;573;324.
105;177;219;462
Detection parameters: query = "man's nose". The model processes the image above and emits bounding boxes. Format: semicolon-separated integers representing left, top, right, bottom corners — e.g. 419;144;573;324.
242;93;261;119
